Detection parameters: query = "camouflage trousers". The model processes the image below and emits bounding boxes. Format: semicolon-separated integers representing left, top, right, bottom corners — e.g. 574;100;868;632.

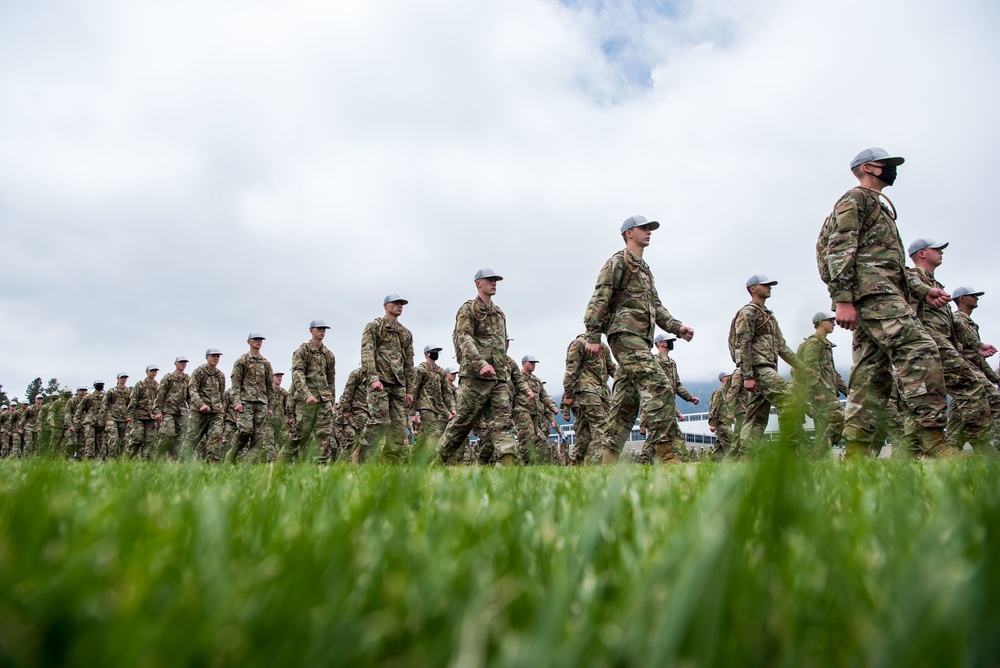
641;411;686;463
156;413;187;460
0;432;9;458
981;378;1000;453
358;384;408;463
287;400;334;462
935;338;992;453
605;334;680;463
514;407;540;464
126;419;159;459
414;411;448;462
806;397;844;455
270;416;290;455
438;376;517;464
569;398;610;464
233;402;276;463
105;420;129;459
737;366;804;455
182;411;224;461
845;309;947;446
709;420;733;459
222;420;239;461
81;424;106;459
22;429;41;456
4;433;24;458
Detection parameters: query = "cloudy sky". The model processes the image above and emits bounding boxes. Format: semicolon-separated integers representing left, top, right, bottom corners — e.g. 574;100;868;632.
2;0;998;401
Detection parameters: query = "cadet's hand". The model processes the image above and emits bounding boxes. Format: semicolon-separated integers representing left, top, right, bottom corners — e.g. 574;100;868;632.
155;413;163;421
550;420;557;429
305;395;318;405
925;288;951;308
677;326;695;342
234;403;243;413
836;302;857;331
449;411;456;420
563;397;574;408
199;404;210;413
127;417;133;423
978;343;997;358
691;396;700;405
371;381;384;392
405;393;413;406
341;412;349;419
678;414;685;422
585;342;602;357
527;391;535;399
480;364;496;377
562;412;571;422
744;379;758;391
412;414;421;425
288;417;296;425
267;410;273;417
709;425;717;433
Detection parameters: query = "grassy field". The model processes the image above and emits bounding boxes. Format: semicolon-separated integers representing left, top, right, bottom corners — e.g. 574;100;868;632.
1;455;998;667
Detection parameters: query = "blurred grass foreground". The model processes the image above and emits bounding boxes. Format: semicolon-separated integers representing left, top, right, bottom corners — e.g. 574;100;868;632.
1;456;998;667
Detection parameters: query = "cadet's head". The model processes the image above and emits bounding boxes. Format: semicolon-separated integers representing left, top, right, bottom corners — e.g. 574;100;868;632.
850;148;904;188
61;389;71;397
76;386;88;397
620;215;660;246
953;286;984;312
908;238;947;270
745;274;777;300
424;345;442;362
34;395;43;405
474;268;503;297
654;333;675;353
521;354;539;373
445;366;458;383
205;348;223;366
93;381;105;392
383;294;408;317
145;364;159;379
174;356;189;371
116;373;129;387
812;311;836;335
309;320;330;341
718;371;730;385
272;372;284;387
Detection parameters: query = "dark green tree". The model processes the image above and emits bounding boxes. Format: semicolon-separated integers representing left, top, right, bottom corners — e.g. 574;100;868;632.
25;378;43;403
0;384;9;407
43;378;61;399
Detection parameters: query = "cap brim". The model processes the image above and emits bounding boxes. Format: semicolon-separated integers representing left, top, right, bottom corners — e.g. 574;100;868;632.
646;221;660;230
882;156;905;166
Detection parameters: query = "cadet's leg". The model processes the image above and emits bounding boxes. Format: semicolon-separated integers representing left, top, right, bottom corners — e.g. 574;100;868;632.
940;346;991;452
844;324;893;457
483;381;518;464
358;388;390;463
612;336;679;464
604;365;641;462
757;366;805;450
436;378;490;464
181;411;209;461
382;386;408;463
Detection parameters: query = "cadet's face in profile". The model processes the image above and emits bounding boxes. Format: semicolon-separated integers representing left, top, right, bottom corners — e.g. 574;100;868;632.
249;338;263;352
820;320;835;335
477;279;498;296
524;361;537;373
207;354;221;367
385;301;405;317
175;361;188;372
311;327;327;340
147;370;158;379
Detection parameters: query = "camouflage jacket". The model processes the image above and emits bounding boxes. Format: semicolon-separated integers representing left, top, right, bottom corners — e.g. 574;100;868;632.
361;317;415;390
222;388;238;424
21;403;42;432
102;385;133;422
453;297;509;381
75;390;106;426
655;353;693;404
270;386;289;421
231;353;275;406
583;248;683;346
522;372;548;419
46;397;69;431
128;378;159;420
412;361;455;416
291;342;337;403
729;302;799;378
0;410;9;433
818;187;911;318
507;357;534;412
708;384;730;428
954;311;1000;384
154;372;189;415
562;334;615;405
189;363;227;413
795;333;847;400
905;267;957;346
65;396;84;428
340;367;369;418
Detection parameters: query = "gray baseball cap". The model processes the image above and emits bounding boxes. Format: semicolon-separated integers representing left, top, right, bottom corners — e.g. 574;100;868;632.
850;147;905;170
746;274;778;288
620;214;660;234
719;371;730;380
423;345;443;354
145;364;159;372
247;332;265;340
77;385;89;391
175;356;189;363
206;348;223;356
521;354;540;363
0;406;6;411
383;294;408;305
273;371;284;376
445;366;458;374
953;286;985;301
812;310;836;324
116;372;129;379
474;268;503;281
907;238;948;256
93;380;105;386
653;333;676;344
309;319;330;329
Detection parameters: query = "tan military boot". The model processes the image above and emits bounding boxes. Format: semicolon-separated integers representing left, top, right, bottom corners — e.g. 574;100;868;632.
497;453;517;467
843;440;872;459
919;428;961;459
653;443;682;465
600;448;619;466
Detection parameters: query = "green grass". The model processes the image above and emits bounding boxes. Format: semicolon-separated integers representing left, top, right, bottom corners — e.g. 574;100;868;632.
1;456;998;667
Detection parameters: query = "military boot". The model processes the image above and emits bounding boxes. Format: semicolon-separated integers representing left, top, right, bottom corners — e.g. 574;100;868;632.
843;440;873;459
600;448;619;466
497;453;517;467
919;428;961;459
653;443;682;465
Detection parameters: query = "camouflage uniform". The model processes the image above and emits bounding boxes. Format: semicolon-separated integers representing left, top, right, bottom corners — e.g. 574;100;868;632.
535;382;559;461
640;353;693;461
287;341;337;461
64;394;86;458
794;333;847;453
102;385;132;458
20;402;43;455
46;395;70;456
0;408;10;457
708;376;735;457
221;388;239;461
231;352;276;463
818;186;950;456
357;317;415;463
270;384;291;453
154;372;190;459
521;371;555;463
183;363;227;461
584;248;688;463
126;378;159;459
905;267;991;453
4;405;23;457
954;309;1000;450
437;297;519;464
339;367;369;463
74;390;106;459
411;361;455;453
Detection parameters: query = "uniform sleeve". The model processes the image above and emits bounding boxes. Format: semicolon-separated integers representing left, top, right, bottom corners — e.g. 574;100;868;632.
674;368;694;403
836;371;848;397
326;351;337;403
825;194;862;304
291;347;313;402
454;304;485;370
796;338;822;394
735;309;757;378
230;359;244;406
443;373;456;413
153;379;168;415
905;268;931;304
264;360;275;407
777;328;801;371
361;322;379;386
411;365;427;405
708;388;722;424
404;331;416;394
583;257;621;344
74;397;88;424
604;344;617;379
562;340;584;399
511;360;531;399
189;369;205;408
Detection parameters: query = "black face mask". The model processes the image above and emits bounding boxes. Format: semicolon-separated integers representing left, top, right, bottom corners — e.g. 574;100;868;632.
428;351;439;361
666;340;674;351
875;164;897;186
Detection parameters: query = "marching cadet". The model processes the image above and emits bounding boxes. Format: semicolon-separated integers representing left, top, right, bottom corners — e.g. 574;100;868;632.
285;320;337;463
952;286;1000;451
270;372;291;454
0;405;10;457
357;295;416;463
103;373;133;458
46;389;72;456
411;345;456;456
708;371;735;458
641;333;700;461
729;275;808;453
154;356;191;460
184;348;226;461
65;387;88;458
339;366;369;463
794;312;848;454
127;365;159;459
562;334;615;465
75;381;107;459
20;395;44;455
230;334;276;463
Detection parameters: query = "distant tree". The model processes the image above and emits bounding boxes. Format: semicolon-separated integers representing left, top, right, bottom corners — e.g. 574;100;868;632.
43;378;61;399
25;378;43;403
0;384;9;407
